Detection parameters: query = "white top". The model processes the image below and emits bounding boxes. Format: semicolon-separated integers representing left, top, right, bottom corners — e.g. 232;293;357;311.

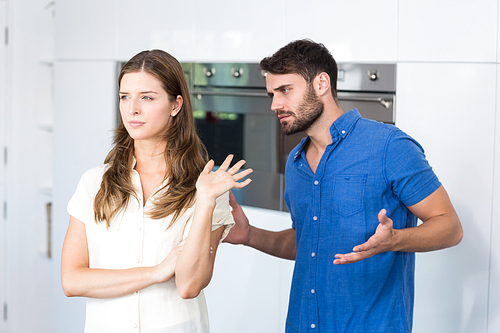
67;164;235;333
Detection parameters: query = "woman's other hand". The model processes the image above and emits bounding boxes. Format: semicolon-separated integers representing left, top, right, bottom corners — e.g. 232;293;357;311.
153;240;185;283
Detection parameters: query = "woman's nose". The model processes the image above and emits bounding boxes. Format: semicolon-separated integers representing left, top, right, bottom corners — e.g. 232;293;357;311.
129;99;140;115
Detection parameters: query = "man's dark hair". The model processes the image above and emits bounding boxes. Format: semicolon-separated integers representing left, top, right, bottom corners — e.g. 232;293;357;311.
260;39;338;99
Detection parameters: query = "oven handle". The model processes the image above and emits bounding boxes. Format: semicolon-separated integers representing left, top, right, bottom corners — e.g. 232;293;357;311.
337;96;393;109
192;90;269;98
192;90;393;109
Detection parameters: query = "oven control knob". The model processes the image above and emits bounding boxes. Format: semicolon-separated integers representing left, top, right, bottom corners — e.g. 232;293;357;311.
232;68;243;78
367;70;379;81
204;67;215;77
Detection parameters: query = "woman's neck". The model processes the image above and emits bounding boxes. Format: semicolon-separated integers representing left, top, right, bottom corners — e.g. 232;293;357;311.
133;139;167;175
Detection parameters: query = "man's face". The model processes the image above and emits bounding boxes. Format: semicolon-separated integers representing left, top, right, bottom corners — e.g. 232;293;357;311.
266;73;324;135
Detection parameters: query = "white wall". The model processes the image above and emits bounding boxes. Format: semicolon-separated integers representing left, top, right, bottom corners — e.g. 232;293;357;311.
2;0;500;332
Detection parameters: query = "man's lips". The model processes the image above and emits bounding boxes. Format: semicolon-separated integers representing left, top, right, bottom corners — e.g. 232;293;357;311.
278;113;293;122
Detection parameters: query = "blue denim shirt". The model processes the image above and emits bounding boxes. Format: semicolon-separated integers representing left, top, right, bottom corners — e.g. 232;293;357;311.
284;109;441;333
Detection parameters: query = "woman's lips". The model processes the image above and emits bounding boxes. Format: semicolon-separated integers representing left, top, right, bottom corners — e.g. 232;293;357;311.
129;121;145;128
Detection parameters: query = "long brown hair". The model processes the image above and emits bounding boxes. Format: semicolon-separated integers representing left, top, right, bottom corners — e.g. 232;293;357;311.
94;50;208;228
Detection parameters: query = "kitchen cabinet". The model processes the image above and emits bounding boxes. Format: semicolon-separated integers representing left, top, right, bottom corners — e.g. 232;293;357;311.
396;62;496;333
116;0;195;61
0;2;6;332
286;0;398;62
191;0;286;61
205;206;294;333
55;0;117;60
487;64;500;333
398;1;497;63
52;60;118;332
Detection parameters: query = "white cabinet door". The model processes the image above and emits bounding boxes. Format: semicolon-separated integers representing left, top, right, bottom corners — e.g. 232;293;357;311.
396;62;496;333
285;0;398;62
116;0;195;61
488;65;500;333
205;206;294;333
398;1;497;63
0;1;6;332
192;0;287;61
55;0;117;60
51;61;118;332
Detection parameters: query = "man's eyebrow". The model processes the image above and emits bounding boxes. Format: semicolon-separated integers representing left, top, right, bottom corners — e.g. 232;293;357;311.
274;84;292;92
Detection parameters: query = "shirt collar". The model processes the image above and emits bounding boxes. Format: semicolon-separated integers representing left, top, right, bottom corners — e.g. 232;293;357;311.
330;108;361;139
293;108;361;160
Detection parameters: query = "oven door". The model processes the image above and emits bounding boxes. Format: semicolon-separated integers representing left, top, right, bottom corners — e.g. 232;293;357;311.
192;89;285;211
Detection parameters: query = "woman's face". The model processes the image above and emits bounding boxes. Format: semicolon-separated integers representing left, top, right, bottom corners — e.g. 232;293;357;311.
119;71;180;143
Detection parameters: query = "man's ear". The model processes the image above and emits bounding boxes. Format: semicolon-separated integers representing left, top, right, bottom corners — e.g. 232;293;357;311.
315;72;331;97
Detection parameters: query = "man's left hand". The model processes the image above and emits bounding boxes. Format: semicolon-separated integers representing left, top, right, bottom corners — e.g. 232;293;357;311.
333;209;396;265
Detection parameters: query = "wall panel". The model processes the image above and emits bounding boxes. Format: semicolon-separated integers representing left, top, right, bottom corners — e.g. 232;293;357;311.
396;62;496;333
398;1;498;63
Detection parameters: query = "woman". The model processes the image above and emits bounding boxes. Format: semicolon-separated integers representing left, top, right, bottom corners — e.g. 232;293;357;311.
61;49;252;332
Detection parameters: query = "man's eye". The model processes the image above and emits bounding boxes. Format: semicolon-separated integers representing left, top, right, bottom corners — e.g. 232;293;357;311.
282;88;290;93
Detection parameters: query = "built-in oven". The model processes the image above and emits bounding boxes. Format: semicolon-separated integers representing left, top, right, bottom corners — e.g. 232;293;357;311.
182;62;396;211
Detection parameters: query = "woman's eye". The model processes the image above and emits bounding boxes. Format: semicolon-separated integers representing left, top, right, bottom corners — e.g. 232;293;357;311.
119;95;129;100
143;96;153;101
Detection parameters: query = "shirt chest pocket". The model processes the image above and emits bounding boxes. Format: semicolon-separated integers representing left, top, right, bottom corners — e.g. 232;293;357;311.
332;174;367;216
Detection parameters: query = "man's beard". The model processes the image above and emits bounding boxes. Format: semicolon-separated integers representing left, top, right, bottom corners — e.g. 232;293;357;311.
279;84;324;135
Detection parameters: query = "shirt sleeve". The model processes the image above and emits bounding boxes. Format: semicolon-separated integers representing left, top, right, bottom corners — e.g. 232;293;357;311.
384;129;442;207
211;191;235;242
67;166;105;225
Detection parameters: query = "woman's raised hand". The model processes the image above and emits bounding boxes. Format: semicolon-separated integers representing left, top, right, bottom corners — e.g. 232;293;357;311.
196;155;253;204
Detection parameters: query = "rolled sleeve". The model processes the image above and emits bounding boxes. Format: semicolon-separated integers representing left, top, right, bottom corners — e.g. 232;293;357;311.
211;191;235;242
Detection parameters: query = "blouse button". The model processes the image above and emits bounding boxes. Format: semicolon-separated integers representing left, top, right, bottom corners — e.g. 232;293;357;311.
311;289;315;294
311;324;316;329
314;180;319;185
311;252;316;257
313;216;318;221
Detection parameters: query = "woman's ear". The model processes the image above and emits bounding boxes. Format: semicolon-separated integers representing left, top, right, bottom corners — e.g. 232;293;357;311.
171;95;183;117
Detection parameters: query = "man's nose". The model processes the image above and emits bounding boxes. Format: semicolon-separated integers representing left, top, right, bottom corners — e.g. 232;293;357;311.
270;97;283;113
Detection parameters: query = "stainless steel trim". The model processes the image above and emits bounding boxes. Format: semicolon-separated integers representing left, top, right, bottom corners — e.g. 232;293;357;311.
192;90;268;98
338;96;393;109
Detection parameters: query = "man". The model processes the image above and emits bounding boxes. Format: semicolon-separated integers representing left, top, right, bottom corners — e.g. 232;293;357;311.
224;39;463;333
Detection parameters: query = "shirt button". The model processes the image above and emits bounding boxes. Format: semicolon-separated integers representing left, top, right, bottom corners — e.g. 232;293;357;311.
311;252;316;257
133;323;138;328
138;226;142;231
311;324;316;329
313;216;318;221
136;258;140;264
311;289;315;294
314;180;319;185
